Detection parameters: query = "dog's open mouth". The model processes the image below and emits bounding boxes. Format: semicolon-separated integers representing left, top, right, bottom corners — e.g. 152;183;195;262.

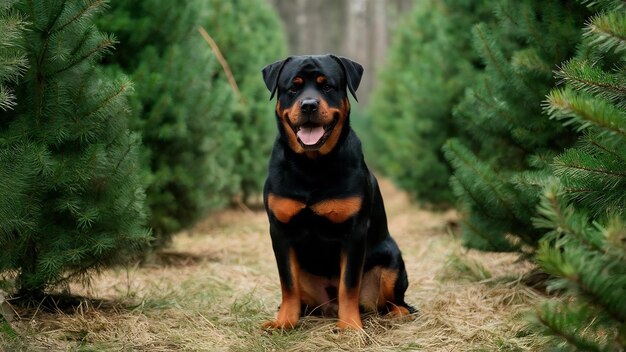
293;115;338;149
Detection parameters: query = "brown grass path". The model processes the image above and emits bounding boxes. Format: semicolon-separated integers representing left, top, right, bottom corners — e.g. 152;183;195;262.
3;179;545;351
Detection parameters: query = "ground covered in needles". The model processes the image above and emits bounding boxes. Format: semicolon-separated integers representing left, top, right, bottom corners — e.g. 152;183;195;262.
1;179;548;351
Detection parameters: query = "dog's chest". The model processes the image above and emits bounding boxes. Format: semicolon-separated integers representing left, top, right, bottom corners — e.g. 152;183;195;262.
267;193;362;224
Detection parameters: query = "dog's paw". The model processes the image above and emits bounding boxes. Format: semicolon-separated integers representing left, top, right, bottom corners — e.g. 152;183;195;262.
389;305;411;316
336;319;363;330
261;319;298;330
387;304;418;322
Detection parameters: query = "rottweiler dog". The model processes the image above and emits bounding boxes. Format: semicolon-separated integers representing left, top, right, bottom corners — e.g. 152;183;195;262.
261;54;414;330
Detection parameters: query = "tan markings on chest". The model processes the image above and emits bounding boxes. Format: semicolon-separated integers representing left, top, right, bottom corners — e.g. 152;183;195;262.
268;193;306;223
268;194;363;224
310;196;362;223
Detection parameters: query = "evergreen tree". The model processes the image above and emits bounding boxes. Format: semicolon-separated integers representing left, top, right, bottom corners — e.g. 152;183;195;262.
367;0;492;204
531;1;626;348
442;1;589;251
99;1;242;246
204;0;287;202
100;0;286;246
0;0;150;298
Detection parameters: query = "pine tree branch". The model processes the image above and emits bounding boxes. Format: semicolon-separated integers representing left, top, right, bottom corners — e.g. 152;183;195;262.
536;186;605;253
0;85;16;110
564;187;605;193
81;79;130;125
0;7;27;47
577;0;625;11
573;272;625;324
114;138;132;173
471;86;536;154
558;161;626;178
585;11;626;53
474;24;508;80
28;1;67;122
546;88;626;137
53;0;106;34
52;37;114;76
453;176;495;220
198;26;243;104
590;139;626;163
538;242;626;326
0;55;28;82
562;74;626;96
520;4;544;60
556;60;626;106
68;28;92;59
474;86;518;128
535;308;602;352
446;141;518;218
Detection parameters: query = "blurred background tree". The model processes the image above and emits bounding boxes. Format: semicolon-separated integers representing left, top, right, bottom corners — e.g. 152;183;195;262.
0;0;150;299
204;0;287;203
367;0;492;204
99;0;287;247
99;0;240;247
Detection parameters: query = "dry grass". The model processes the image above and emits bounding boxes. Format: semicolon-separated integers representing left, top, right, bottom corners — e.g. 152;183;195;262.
1;179;548;351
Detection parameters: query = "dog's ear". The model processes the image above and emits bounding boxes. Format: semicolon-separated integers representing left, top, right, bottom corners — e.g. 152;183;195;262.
262;57;291;100
330;55;364;102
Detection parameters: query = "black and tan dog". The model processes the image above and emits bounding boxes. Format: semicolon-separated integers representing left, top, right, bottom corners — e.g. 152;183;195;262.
261;54;413;330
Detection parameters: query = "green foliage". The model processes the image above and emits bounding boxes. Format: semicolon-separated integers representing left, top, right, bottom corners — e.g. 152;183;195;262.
0;0;27;111
367;0;492;204
100;0;239;244
204;0;287;201
544;60;626;217
443;0;589;251
0;0;150;297
531;186;625;351
534;300;610;352
443;139;534;251
100;0;286;246
530;2;626;348
584;9;626;54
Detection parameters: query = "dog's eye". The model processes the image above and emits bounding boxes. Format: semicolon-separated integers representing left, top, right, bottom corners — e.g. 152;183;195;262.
322;84;333;92
289;77;304;94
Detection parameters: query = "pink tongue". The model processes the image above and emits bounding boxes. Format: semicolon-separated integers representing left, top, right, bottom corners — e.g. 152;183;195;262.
297;126;325;145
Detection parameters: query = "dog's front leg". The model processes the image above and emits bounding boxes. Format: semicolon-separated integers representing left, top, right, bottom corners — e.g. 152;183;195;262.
337;236;366;330
263;229;301;330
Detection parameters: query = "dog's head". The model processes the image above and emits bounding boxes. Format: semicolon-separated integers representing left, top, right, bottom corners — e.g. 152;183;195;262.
262;55;363;155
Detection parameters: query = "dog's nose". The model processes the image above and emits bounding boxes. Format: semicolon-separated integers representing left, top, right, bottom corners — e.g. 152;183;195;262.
301;99;319;114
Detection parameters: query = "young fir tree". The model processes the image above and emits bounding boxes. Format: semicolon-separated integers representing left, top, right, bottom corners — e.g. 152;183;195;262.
204;0;287;202
530;1;626;349
367;0;492;204
99;1;243;246
0;0;150;298
442;1;589;251
100;0;287;246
